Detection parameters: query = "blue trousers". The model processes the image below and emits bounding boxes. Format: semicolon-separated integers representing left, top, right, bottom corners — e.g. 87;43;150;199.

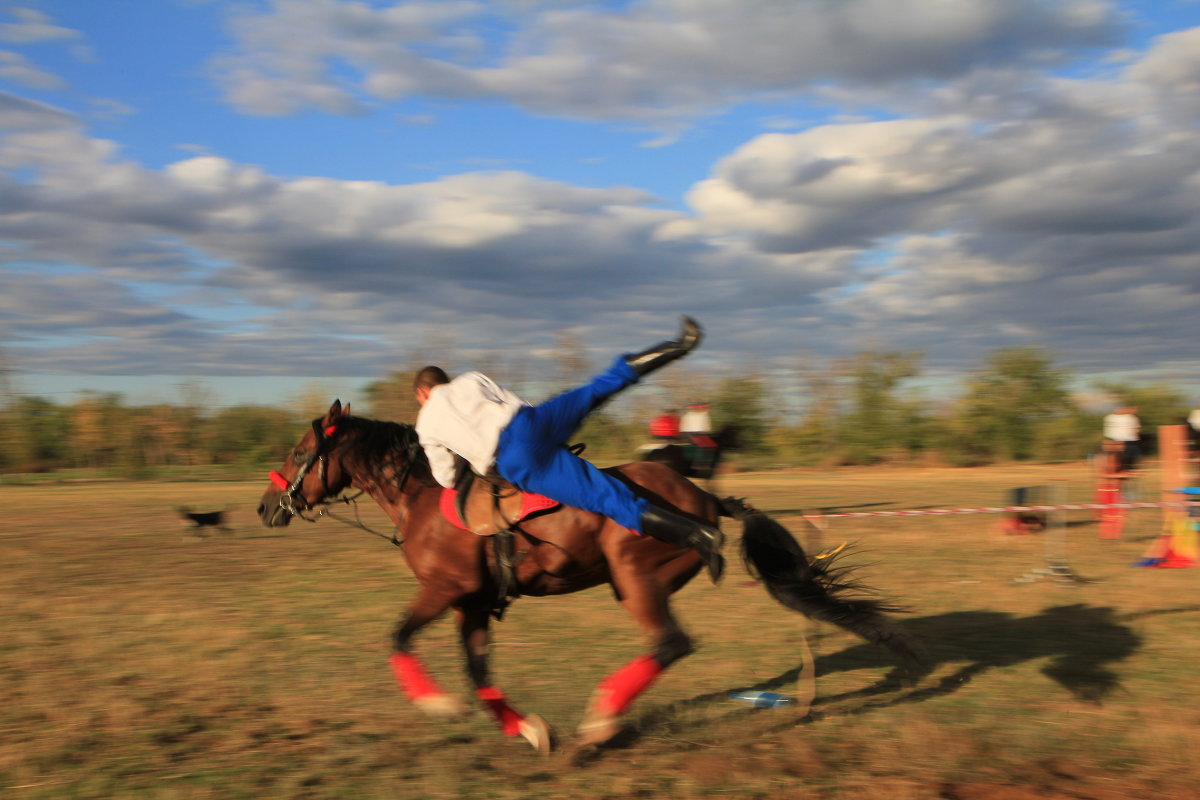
494;356;649;532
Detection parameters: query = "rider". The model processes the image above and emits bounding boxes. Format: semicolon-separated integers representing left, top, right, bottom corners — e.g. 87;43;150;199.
413;316;724;581
680;402;717;472
648;407;681;441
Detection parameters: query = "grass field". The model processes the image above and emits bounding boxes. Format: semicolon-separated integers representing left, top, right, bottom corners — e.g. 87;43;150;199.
3;461;1199;799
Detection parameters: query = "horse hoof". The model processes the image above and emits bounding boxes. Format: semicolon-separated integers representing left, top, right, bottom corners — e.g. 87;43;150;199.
518;713;554;755
413;693;465;718
576;714;620;747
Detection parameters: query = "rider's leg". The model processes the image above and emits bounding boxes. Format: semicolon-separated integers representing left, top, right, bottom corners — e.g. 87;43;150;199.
624;316;703;377
515;316;701;445
494;429;724;581
495;419;647;530
526;355;639;444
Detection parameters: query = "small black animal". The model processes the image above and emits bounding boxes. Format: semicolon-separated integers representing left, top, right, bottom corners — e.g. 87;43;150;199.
178;507;231;535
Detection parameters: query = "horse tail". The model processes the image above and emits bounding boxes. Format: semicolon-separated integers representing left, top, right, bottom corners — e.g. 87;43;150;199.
717;496;923;671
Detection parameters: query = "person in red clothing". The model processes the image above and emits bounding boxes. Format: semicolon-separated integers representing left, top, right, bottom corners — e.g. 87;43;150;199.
648;408;680;441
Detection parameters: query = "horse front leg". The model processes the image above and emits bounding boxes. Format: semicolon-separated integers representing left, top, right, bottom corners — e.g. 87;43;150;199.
390;588;465;717
456;604;553;754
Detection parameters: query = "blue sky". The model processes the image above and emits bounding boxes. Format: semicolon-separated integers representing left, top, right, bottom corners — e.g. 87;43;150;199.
3;0;1200;409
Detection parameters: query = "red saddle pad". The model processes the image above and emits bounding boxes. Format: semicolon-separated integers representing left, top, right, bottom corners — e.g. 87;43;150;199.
439;488;560;531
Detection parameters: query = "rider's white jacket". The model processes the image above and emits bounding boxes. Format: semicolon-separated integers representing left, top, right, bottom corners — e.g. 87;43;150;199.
414;372;527;488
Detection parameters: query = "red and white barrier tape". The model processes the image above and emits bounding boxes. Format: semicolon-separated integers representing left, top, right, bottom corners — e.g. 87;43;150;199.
803;501;1188;522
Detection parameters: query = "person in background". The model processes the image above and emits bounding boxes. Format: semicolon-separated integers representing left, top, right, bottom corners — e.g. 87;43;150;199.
679;401;716;472
649;408;680;441
1102;405;1141;473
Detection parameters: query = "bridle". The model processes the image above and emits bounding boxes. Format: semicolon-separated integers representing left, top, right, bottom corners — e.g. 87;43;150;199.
266;417;425;548
269;418;339;519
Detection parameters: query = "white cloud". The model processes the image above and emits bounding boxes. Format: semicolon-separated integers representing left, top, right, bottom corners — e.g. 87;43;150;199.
0;48;63;88
209;0;1126;129
0;6;82;44
4;14;1200;384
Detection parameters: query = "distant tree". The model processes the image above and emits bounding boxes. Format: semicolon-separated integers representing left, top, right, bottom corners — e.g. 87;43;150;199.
786;358;846;464
839;351;924;464
551;329;591;391
0;397;70;472
176;382;215;466
69;393;124;469
711;375;771;455
203;405;297;467
290;382;340;421
575;409;640;462
136;403;188;470
363;370;420;424
950;346;1074;463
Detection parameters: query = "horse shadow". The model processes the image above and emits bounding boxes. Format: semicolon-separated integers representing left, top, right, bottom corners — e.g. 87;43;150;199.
596;603;1161;757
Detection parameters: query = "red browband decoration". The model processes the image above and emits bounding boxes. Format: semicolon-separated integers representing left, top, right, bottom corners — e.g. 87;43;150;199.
267;425;334;489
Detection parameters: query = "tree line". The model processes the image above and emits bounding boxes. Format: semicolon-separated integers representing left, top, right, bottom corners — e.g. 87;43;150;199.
1;346;1193;477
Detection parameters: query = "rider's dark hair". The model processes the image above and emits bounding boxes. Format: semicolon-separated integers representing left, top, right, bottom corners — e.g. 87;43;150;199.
413;365;450;392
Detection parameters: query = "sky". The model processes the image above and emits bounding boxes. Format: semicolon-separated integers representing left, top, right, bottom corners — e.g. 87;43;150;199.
2;0;1200;409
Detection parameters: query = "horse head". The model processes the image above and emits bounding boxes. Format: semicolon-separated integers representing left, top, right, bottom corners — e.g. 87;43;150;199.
258;399;355;527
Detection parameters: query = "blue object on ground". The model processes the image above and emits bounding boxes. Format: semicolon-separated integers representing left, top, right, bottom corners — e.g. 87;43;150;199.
730;691;794;708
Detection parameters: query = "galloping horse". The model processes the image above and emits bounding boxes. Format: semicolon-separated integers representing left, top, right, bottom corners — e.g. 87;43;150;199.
638;424;741;484
257;400;918;754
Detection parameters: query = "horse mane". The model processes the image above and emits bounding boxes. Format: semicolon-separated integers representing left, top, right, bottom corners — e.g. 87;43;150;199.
339;416;433;487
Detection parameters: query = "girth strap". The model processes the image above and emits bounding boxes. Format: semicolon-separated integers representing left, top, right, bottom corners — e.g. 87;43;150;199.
490;530;518;620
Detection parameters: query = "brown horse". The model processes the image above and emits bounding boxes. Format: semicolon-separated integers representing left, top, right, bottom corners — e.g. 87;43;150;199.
257;400;919;754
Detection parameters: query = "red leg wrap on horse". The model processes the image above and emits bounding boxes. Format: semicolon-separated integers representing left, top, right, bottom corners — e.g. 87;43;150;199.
476;687;524;736
595;655;664;716
389;652;443;701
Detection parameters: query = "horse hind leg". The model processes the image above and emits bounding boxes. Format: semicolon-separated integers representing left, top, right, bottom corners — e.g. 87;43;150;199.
456;604;553;755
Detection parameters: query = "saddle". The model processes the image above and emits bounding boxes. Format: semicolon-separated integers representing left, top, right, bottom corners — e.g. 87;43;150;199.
439;469;560;536
439;469;560;620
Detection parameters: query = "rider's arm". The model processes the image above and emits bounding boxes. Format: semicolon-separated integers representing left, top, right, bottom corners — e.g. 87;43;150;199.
422;440;458;488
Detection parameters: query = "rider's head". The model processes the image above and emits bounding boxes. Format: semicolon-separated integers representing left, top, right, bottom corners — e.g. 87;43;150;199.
413;366;450;406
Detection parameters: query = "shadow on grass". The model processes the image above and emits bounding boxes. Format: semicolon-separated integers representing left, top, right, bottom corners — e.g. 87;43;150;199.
810;603;1143;705
591;603;1182;759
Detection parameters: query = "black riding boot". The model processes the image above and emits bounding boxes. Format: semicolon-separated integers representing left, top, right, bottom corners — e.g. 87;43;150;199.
624;316;703;378
639;505;725;583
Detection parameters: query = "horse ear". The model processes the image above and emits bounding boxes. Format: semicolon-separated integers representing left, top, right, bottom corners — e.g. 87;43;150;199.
327;399;343;421
344;402;351;416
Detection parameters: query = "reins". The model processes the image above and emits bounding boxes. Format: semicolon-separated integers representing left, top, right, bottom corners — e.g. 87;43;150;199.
293;489;404;548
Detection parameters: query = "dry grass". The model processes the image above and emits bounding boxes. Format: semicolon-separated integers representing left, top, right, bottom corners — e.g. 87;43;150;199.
2;463;1198;799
